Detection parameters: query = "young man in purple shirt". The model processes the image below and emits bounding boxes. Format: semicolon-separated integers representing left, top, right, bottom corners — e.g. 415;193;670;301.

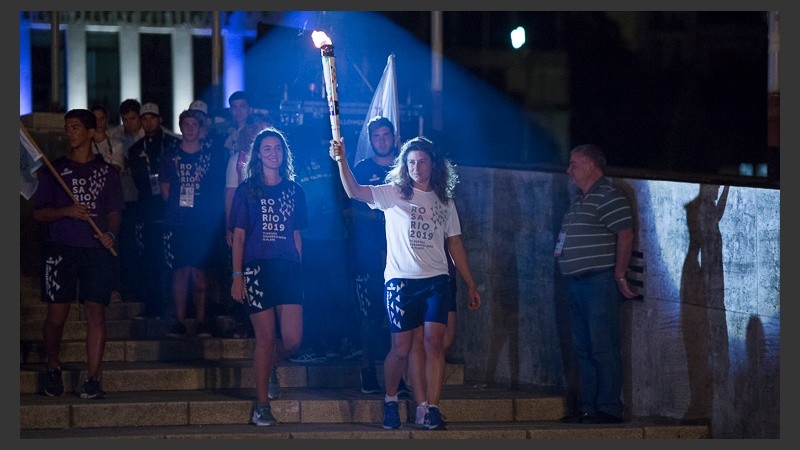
33;108;124;399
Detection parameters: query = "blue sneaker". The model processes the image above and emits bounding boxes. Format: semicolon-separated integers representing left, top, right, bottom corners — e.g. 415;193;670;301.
423;406;447;430
382;401;401;429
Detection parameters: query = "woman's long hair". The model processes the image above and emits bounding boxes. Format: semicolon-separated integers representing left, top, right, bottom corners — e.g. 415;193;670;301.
245;127;295;198
385;136;458;204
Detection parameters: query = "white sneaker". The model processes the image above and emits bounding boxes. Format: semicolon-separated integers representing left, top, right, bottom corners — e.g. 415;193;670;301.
415;403;428;426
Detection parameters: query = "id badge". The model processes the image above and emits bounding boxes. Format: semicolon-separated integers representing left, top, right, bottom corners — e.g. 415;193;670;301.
149;173;160;195
554;231;567;257
179;185;195;208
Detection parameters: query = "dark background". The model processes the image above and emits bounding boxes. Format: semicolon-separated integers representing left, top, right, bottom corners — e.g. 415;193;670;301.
26;11;775;185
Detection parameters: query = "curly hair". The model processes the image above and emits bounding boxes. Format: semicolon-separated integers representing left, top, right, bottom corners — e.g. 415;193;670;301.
385;136;458;204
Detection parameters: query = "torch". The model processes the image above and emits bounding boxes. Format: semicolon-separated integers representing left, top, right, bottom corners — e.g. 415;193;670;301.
312;30;342;161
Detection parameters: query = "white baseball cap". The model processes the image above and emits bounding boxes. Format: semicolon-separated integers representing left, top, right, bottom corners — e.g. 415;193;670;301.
140;102;160;116
189;100;208;115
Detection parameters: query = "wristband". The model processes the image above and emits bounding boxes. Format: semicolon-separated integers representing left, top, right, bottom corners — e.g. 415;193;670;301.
616;277;625;282
232;271;243;277
105;231;116;240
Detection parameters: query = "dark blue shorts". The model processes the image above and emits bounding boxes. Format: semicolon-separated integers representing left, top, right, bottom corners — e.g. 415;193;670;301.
41;241;114;306
163;224;216;270
355;269;386;320
242;259;303;314
385;275;451;333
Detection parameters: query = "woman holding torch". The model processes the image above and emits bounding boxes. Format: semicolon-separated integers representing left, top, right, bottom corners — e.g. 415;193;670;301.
329;135;481;430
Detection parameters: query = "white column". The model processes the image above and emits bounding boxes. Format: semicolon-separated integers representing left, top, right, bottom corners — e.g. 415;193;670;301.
223;11;246;104
431;11;443;132
20;14;32;115
118;24;141;104
171;25;194;132
50;12;60;108
66;22;87;110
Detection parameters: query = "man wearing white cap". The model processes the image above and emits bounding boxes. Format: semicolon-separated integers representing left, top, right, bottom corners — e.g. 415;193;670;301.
189;98;230;334
127;102;182;319
189;99;223;150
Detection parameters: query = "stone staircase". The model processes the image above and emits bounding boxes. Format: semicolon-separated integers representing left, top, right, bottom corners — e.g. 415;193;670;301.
19;275;709;439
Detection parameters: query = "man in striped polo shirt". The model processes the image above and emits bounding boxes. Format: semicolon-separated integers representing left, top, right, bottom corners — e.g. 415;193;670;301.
555;144;636;425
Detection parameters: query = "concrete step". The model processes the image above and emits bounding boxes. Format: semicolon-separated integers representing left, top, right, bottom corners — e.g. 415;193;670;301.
21;334;257;364
21;301;144;322
19;419;711;439
20;385;563;430
21;317;146;341
18;273;711;440
20;315;237;341
20;359;465;394
20;275;39;306
19;386;709;438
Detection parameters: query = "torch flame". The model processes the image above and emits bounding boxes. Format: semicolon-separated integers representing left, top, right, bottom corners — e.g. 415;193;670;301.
312;30;332;48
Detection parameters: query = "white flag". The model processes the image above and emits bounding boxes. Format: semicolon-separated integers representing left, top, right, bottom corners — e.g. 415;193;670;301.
354;53;400;165
20;123;43;200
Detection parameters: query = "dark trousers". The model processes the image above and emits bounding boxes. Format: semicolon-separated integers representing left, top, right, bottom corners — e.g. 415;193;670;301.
301;239;358;355
117;202;139;301
568;269;624;418
136;219;169;317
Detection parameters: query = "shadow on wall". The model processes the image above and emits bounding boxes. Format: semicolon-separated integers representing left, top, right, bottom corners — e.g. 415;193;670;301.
733;315;779;438
681;184;730;426
482;175;522;388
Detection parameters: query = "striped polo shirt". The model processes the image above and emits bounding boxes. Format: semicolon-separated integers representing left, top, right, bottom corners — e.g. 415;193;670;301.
556;178;633;277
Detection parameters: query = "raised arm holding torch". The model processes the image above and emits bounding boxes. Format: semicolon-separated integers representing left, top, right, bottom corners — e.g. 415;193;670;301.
312;30;342;161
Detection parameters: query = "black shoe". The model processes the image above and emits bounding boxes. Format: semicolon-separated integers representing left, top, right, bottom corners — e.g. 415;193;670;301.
167;321;188;338
397;377;411;398
79;377;103;399
195;321;214;338
360;367;381;394
583;411;624;424
232;321;252;339
560;411;591;423
43;367;64;397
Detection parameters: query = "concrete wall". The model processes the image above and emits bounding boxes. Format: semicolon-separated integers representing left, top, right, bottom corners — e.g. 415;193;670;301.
452;166;780;438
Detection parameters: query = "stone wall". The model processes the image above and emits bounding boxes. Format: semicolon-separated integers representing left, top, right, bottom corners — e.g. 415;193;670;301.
452;166;780;438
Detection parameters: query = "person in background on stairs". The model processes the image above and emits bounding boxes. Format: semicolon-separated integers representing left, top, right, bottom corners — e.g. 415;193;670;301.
107;99;145;305
287;117;356;366
127;102;181;320
159;109;227;339
33;108;124;399
230;128;307;426
555;144;636;425
90;104;125;305
346;116;410;397
330;135;482;431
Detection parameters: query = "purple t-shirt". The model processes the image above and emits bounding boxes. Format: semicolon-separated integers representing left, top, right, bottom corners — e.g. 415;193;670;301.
230;178;308;264
158;146;226;228
33;155;124;248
